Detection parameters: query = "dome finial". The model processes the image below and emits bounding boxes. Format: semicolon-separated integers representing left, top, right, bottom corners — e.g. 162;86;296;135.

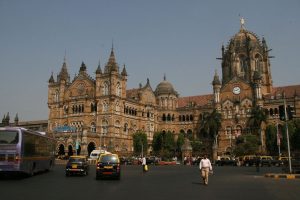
163;73;166;81
240;16;246;30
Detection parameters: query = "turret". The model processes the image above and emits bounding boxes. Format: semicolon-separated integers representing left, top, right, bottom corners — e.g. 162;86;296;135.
212;70;222;110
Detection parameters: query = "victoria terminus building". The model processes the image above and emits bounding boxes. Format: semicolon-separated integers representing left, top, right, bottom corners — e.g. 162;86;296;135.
48;21;300;158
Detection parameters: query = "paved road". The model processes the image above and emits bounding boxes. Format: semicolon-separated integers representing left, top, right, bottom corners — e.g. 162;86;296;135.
0;164;299;200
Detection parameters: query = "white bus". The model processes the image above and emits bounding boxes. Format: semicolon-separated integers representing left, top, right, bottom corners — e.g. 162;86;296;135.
0;127;56;176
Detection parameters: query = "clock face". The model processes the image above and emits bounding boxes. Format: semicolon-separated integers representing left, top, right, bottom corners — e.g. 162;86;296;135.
233;86;241;95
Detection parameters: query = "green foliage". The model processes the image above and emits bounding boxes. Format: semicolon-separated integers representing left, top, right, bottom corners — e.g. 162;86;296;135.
200;109;222;140
233;134;260;156
248;106;267;134
190;139;203;154
176;132;185;152
151;131;176;159
265;124;278;155
152;132;163;154
132;131;148;155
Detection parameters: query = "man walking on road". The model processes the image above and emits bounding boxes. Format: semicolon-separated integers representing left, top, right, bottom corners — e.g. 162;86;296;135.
199;155;213;185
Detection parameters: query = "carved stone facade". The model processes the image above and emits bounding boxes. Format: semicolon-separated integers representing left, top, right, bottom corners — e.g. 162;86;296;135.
48;22;300;157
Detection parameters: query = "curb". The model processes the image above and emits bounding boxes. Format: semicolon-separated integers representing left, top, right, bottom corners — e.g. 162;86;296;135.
265;173;300;179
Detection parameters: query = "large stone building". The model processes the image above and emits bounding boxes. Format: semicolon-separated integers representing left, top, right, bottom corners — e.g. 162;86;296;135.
47;20;300;157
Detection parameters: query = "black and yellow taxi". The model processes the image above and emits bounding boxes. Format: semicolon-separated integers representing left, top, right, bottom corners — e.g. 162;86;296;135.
96;154;121;180
65;156;89;176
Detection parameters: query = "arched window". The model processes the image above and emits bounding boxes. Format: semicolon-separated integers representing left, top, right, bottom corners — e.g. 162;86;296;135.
179;115;182;122
236;125;242;137
54;90;59;102
186;115;190;121
190;115;193;121
91;122;96;133
255;54;263;73
116;101;120;112
115;120;120;135
167;114;171;121
187;129;193;139
102;120;108;135
226;126;232;135
103;101;109;112
124;123;128;134
103;81;109;95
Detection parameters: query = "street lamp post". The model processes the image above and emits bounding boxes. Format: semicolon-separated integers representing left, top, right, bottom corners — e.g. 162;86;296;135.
283;93;292;174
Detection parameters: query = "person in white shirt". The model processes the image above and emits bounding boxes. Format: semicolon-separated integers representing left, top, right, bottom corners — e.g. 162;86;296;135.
142;156;147;172
199;155;213;185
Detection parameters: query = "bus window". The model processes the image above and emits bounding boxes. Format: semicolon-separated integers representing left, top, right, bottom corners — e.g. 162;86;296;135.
0;130;19;144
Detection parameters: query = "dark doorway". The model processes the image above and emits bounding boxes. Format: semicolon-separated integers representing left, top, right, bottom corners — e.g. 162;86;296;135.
58;144;65;155
68;145;73;156
87;142;96;156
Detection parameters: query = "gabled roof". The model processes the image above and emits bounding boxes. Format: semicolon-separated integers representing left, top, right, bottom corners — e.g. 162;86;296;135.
265;85;300;99
178;94;213;108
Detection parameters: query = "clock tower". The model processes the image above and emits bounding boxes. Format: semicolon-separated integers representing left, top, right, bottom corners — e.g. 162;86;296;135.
212;18;273;155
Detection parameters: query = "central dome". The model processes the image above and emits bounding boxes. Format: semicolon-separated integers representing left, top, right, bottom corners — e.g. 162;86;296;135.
154;75;178;96
227;28;261;50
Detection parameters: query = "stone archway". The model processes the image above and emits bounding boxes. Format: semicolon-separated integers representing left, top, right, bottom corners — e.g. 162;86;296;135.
87;142;96;156
58;144;65;156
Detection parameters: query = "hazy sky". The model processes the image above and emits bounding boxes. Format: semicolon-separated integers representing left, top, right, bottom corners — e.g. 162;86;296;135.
0;0;299;122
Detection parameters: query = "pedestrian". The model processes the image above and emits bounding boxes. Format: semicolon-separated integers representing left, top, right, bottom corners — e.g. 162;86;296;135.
199;155;213;185
142;156;147;172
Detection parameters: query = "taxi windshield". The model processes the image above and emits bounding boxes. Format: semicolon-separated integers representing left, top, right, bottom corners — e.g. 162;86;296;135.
100;155;118;163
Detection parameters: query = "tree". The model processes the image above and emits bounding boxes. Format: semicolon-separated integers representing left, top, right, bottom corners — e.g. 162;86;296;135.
291;119;300;151
190;139;203;154
152;132;163;155
265;124;278;155
233;134;260;156
176;132;185;153
151;131;176;159
248;105;267;134
200;109;222;146
132;131;147;156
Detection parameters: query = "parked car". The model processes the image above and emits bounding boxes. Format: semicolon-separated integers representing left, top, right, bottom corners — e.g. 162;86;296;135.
65;156;89;176
146;156;159;165
282;158;300;174
120;157;133;165
96;154;121;180
215;156;237;166
258;156;273;167
242;155;256;166
274;156;290;167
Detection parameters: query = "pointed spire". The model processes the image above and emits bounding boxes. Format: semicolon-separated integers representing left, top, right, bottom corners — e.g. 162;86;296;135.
14;113;19;125
212;70;221;85
49;72;55;83
96;61;102;74
105;46;119;73
79;61;87;72
58;53;69;82
121;64;127;76
5;112;10;123
163;73;166;81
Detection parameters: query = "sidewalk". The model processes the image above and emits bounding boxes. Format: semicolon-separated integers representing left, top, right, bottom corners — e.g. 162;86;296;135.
265;173;300;179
